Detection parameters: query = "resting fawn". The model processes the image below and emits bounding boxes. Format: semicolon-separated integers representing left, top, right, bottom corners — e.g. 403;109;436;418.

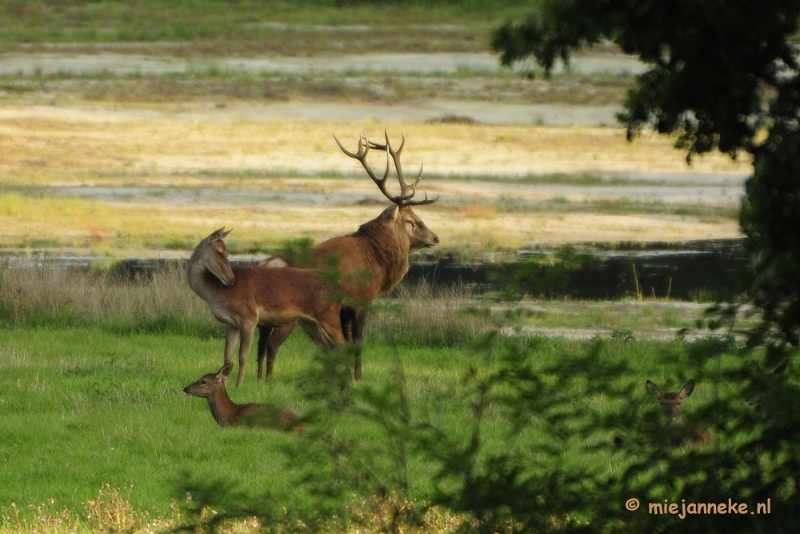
183;362;303;432
646;379;712;446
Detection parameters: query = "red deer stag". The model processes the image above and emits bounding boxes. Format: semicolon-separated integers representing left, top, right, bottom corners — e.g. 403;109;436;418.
256;131;440;382
187;227;345;387
646;379;713;446
183;362;303;431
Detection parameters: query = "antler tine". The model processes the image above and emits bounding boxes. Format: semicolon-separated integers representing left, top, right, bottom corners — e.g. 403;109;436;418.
403;189;440;206
364;130;439;206
333;133;363;159
375;130;417;200
334;133;394;201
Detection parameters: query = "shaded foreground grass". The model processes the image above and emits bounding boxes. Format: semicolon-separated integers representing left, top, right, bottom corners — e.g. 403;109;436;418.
0;321;732;532
0;262;782;533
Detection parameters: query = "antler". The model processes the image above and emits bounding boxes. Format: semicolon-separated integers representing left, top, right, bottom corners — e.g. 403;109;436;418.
334;131;439;207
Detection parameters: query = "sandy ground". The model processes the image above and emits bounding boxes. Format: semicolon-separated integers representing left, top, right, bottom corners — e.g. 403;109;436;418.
0;50;641;126
0;50;646;77
0;49;750;251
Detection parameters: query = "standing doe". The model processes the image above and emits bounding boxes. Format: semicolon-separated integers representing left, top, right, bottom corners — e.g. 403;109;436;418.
183;362;303;431
187;227;345;387
646;379;713;446
257;131;440;382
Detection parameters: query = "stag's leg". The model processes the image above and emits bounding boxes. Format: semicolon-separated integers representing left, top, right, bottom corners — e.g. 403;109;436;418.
235;323;256;388
340;307;356;344
256;325;272;382
258;325;294;381
352;308;369;382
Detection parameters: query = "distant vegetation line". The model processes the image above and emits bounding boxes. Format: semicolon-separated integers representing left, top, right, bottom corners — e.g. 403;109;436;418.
1;0;540;45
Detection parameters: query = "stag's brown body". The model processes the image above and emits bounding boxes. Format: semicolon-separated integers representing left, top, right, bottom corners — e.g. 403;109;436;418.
183;362;302;431
187;228;345;387
257;132;440;382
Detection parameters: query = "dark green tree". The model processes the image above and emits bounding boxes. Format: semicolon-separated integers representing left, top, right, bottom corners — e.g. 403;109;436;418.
492;0;800;352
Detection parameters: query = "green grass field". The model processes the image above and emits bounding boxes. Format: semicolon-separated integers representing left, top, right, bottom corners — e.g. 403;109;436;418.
0;263;763;533
1;0;535;47
0;324;730;527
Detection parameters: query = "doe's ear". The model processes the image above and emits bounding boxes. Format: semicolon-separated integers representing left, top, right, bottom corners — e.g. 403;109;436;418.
645;380;661;398
208;227;226;241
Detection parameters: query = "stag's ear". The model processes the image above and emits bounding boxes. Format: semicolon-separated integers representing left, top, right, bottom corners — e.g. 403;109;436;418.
377;205;399;223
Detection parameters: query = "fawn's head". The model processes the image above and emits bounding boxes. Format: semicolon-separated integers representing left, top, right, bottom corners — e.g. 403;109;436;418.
646;379;696;424
183;362;233;398
191;227;236;287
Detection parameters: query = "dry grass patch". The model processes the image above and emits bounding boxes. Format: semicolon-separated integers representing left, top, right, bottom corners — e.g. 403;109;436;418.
0;113;748;180
0;112;747;250
370;281;495;347
0;260;211;328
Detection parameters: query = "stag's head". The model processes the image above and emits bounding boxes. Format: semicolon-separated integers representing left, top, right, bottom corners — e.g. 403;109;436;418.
192;227;236;287
335;131;440;252
374;204;439;252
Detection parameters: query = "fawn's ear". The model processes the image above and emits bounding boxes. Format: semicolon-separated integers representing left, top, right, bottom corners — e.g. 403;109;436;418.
679;380;696;400
645;380;661;398
218;361;234;378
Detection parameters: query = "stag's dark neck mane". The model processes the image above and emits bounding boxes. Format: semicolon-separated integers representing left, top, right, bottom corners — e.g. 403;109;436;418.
355;216;410;292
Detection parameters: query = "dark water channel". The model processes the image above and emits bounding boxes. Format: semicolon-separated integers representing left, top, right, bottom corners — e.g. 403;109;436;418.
404;239;748;301
5;239;748;302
